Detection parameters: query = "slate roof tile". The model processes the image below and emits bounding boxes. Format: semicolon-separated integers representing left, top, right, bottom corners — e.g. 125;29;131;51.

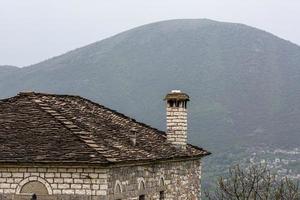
0;92;210;165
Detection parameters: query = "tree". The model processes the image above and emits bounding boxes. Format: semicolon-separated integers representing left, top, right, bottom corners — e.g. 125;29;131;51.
205;165;299;200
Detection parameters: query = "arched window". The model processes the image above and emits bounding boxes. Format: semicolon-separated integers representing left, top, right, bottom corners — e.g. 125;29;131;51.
20;181;48;195
139;180;145;191
159;177;165;187
159;177;165;200
114;180;123;200
159;191;165;200
16;177;52;195
138;178;146;200
114;181;122;194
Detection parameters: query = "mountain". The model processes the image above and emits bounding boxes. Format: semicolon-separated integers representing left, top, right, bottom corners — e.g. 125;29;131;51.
0;65;19;79
1;19;300;151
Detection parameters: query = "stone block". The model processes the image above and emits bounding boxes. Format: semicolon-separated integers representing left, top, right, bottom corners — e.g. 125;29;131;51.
37;168;47;172
55;178;64;183
58;184;70;189
45;173;55;178
74;179;84;184
75;189;86;195
71;184;82;189
61;173;72;178
83;168;94;173
1;173;11;178
72;173;80;178
96;190;107;196
62;189;75;195
82;184;90;189
64;178;73;184
27;168;37;172
47;168;58;173
52;189;62;194
0;183;10;189
88;173;98;179
3;188;14;193
58;168;67;172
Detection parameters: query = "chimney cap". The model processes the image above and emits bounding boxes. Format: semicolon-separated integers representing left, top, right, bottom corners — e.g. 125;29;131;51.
164;90;189;101
171;90;181;93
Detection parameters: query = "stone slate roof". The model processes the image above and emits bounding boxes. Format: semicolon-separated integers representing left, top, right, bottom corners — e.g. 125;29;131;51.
0;92;209;165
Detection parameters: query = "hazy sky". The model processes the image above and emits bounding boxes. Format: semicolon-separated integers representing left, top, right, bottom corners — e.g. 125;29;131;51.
1;0;300;67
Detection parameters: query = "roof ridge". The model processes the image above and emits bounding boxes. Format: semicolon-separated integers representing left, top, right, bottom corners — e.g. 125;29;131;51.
30;97;119;162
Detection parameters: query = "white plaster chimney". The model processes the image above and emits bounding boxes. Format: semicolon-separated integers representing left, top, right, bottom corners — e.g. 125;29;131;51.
164;90;189;150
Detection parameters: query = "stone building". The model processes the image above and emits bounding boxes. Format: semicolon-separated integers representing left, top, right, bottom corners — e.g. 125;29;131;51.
0;90;210;200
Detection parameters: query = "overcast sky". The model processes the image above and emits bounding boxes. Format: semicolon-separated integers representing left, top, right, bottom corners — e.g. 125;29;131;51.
1;0;300;67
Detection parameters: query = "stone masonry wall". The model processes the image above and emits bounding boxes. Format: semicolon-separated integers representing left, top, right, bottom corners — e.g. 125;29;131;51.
0;159;201;200
166;105;188;149
0;166;108;200
107;160;202;200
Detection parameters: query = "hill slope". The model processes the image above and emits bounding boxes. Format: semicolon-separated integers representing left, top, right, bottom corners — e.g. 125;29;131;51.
0;65;19;79
1;19;300;150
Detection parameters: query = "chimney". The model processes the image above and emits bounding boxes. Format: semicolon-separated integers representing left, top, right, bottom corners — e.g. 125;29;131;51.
164;90;189;150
